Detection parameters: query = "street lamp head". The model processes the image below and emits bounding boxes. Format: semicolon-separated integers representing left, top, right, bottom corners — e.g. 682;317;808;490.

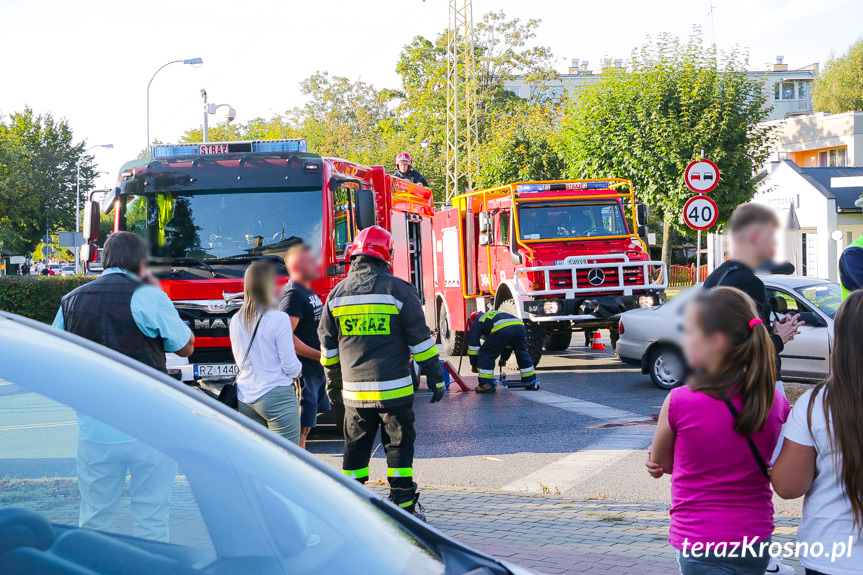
102;144;114;150
184;58;204;68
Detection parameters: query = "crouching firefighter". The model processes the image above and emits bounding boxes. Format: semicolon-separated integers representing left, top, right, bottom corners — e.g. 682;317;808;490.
467;310;537;393
319;225;445;520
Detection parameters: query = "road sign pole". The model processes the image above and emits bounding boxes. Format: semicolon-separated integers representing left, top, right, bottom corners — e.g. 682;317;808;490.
696;229;701;279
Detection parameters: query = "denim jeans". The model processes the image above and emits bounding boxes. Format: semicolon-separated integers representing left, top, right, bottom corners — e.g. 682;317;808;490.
676;547;771;575
239;384;301;445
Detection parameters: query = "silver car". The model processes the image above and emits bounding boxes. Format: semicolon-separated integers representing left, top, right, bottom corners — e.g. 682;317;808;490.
616;275;840;389
0;311;535;575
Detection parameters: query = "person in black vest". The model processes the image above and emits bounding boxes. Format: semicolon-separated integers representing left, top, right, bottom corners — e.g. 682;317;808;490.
52;231;194;542
391;151;429;188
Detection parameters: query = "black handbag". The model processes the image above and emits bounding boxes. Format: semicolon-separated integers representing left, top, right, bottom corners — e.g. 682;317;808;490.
218;314;262;410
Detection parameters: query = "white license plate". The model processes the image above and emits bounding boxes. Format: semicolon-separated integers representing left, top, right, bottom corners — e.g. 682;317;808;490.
555;257;590;266
194;364;239;378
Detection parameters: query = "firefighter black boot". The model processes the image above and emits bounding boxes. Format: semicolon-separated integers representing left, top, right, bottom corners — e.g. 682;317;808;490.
390;484;426;521
403;492;426;522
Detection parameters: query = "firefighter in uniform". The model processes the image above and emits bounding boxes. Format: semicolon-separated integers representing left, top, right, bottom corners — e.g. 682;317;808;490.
467;310;537;393
319;225;444;519
839;232;863;299
391;151;429;187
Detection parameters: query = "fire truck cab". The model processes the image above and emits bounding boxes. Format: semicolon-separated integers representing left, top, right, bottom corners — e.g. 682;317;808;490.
433;179;667;366
80;139;435;384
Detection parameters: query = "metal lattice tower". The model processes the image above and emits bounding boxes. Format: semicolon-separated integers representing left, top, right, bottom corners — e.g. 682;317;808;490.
445;0;479;200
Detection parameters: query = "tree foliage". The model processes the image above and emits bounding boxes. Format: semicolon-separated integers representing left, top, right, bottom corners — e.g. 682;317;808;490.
0;107;96;253
559;31;775;265
812;38;863;114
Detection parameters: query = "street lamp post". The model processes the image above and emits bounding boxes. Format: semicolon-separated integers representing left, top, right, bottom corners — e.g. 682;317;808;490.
200;89;236;143
146;58;203;158
75;144;113;273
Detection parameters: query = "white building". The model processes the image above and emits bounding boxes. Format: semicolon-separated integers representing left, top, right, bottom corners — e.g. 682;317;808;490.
707;161;863;281
764;111;863;168
503;57;817;121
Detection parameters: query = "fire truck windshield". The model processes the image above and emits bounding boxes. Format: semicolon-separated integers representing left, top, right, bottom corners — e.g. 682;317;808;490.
124;188;323;260
518;200;629;241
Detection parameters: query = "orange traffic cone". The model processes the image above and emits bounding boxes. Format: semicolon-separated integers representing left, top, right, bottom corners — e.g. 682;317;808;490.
591;331;606;351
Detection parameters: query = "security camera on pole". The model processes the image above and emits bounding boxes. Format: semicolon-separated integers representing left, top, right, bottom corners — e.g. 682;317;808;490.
683;154;720;276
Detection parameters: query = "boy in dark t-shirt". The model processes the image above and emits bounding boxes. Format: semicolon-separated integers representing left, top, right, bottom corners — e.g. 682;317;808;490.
280;244;329;449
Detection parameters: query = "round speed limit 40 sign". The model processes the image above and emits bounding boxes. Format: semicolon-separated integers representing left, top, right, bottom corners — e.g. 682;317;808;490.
683;195;719;231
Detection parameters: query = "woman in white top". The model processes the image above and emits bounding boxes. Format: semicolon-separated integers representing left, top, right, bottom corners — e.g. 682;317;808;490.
772;290;863;575
229;260;303;444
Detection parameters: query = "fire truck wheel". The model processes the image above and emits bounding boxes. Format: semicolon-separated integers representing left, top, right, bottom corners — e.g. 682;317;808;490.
497;298;543;368
438;305;466;356
544;332;572;352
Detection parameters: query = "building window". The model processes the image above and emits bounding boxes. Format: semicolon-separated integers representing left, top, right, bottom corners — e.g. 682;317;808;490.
504;86;521;98
773;80;811;101
818;148;846;167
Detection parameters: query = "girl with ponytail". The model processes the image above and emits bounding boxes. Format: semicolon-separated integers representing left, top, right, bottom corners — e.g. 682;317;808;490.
647;287;791;574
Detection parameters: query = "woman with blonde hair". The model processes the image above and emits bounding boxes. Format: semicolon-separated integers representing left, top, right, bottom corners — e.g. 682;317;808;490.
229;260;302;444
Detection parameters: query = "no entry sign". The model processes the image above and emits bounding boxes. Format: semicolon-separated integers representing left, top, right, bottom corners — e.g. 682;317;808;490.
683;195;719;231
684;159;720;193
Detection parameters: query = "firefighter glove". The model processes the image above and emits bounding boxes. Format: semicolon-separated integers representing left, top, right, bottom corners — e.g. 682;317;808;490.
430;384;445;404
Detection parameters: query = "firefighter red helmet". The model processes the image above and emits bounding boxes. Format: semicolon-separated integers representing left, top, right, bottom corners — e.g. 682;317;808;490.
351;225;394;263
467;311;482;331
395;151;413;166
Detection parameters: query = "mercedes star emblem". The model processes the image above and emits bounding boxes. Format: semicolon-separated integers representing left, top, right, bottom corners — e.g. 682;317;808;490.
587;268;605;286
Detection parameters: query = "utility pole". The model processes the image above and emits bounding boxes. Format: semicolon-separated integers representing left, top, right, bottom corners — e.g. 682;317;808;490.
445;0;478;200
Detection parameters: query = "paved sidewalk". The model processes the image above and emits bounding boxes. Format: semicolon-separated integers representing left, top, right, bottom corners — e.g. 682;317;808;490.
381;486;802;575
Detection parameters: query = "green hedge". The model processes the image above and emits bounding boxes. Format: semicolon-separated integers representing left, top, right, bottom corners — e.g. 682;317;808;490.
0;275;96;324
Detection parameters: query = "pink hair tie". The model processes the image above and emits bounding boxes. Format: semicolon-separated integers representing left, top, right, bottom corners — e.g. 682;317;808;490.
748;318;764;328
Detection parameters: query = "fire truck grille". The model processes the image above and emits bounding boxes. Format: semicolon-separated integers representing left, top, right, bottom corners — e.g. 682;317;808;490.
547;268;644;290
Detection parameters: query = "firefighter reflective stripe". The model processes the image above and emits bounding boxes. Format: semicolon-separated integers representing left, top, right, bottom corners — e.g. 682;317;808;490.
481;310;500;322
328;294;404;311
435;381;444;389
398;500;414;508
491;319;523;333
520;366;536;377
343;467;369;479
409;338;438;362
467;345;480;356
342;376;414;401
478;369;494;379
387;467;414;478
331;304;400;316
321;348;340;366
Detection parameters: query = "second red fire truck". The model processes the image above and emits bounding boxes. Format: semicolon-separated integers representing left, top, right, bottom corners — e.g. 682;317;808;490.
432;180;667;367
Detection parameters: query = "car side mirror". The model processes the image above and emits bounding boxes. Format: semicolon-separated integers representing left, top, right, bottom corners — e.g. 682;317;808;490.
479;233;490;247
797;311;826;328
355;188;376;231
478;212;492;233
637;203;649;224
80;243;98;264
637;225;648;239
82;201;100;242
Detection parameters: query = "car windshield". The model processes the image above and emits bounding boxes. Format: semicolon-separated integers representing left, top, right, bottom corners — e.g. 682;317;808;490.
0;316;445;575
124;188;323;260
518;200;628;240
795;282;842;318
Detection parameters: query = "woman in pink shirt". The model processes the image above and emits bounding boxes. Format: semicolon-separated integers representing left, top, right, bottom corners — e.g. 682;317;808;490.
647;287;790;575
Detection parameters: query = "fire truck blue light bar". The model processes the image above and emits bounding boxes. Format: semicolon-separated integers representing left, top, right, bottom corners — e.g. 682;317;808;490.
516;182;611;192
152;139;308;159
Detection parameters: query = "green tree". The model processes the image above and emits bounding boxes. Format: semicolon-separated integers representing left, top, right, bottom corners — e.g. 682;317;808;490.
476;101;566;188
0;107;96;253
559;31;775;266
812;38;863;113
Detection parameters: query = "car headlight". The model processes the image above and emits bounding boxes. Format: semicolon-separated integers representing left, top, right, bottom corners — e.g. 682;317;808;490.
542;300;561;315
637;295;655;308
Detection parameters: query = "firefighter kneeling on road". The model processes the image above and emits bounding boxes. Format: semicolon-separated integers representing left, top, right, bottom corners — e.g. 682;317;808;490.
319;225;444;520
467;310;537;393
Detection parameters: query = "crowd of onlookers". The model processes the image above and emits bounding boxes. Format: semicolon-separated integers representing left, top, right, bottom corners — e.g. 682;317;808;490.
647;203;862;575
18;259;59;275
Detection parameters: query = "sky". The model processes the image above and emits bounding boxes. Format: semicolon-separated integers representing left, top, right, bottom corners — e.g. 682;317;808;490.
2;0;861;190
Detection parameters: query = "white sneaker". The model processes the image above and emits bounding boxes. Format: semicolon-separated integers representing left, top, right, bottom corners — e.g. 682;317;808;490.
765;557;795;575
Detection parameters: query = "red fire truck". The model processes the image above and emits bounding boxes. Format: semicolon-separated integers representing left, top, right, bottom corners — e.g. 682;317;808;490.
432;179;667;367
81;139;435;383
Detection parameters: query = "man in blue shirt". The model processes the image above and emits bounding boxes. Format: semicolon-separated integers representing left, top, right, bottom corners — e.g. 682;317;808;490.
53;231;194;542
